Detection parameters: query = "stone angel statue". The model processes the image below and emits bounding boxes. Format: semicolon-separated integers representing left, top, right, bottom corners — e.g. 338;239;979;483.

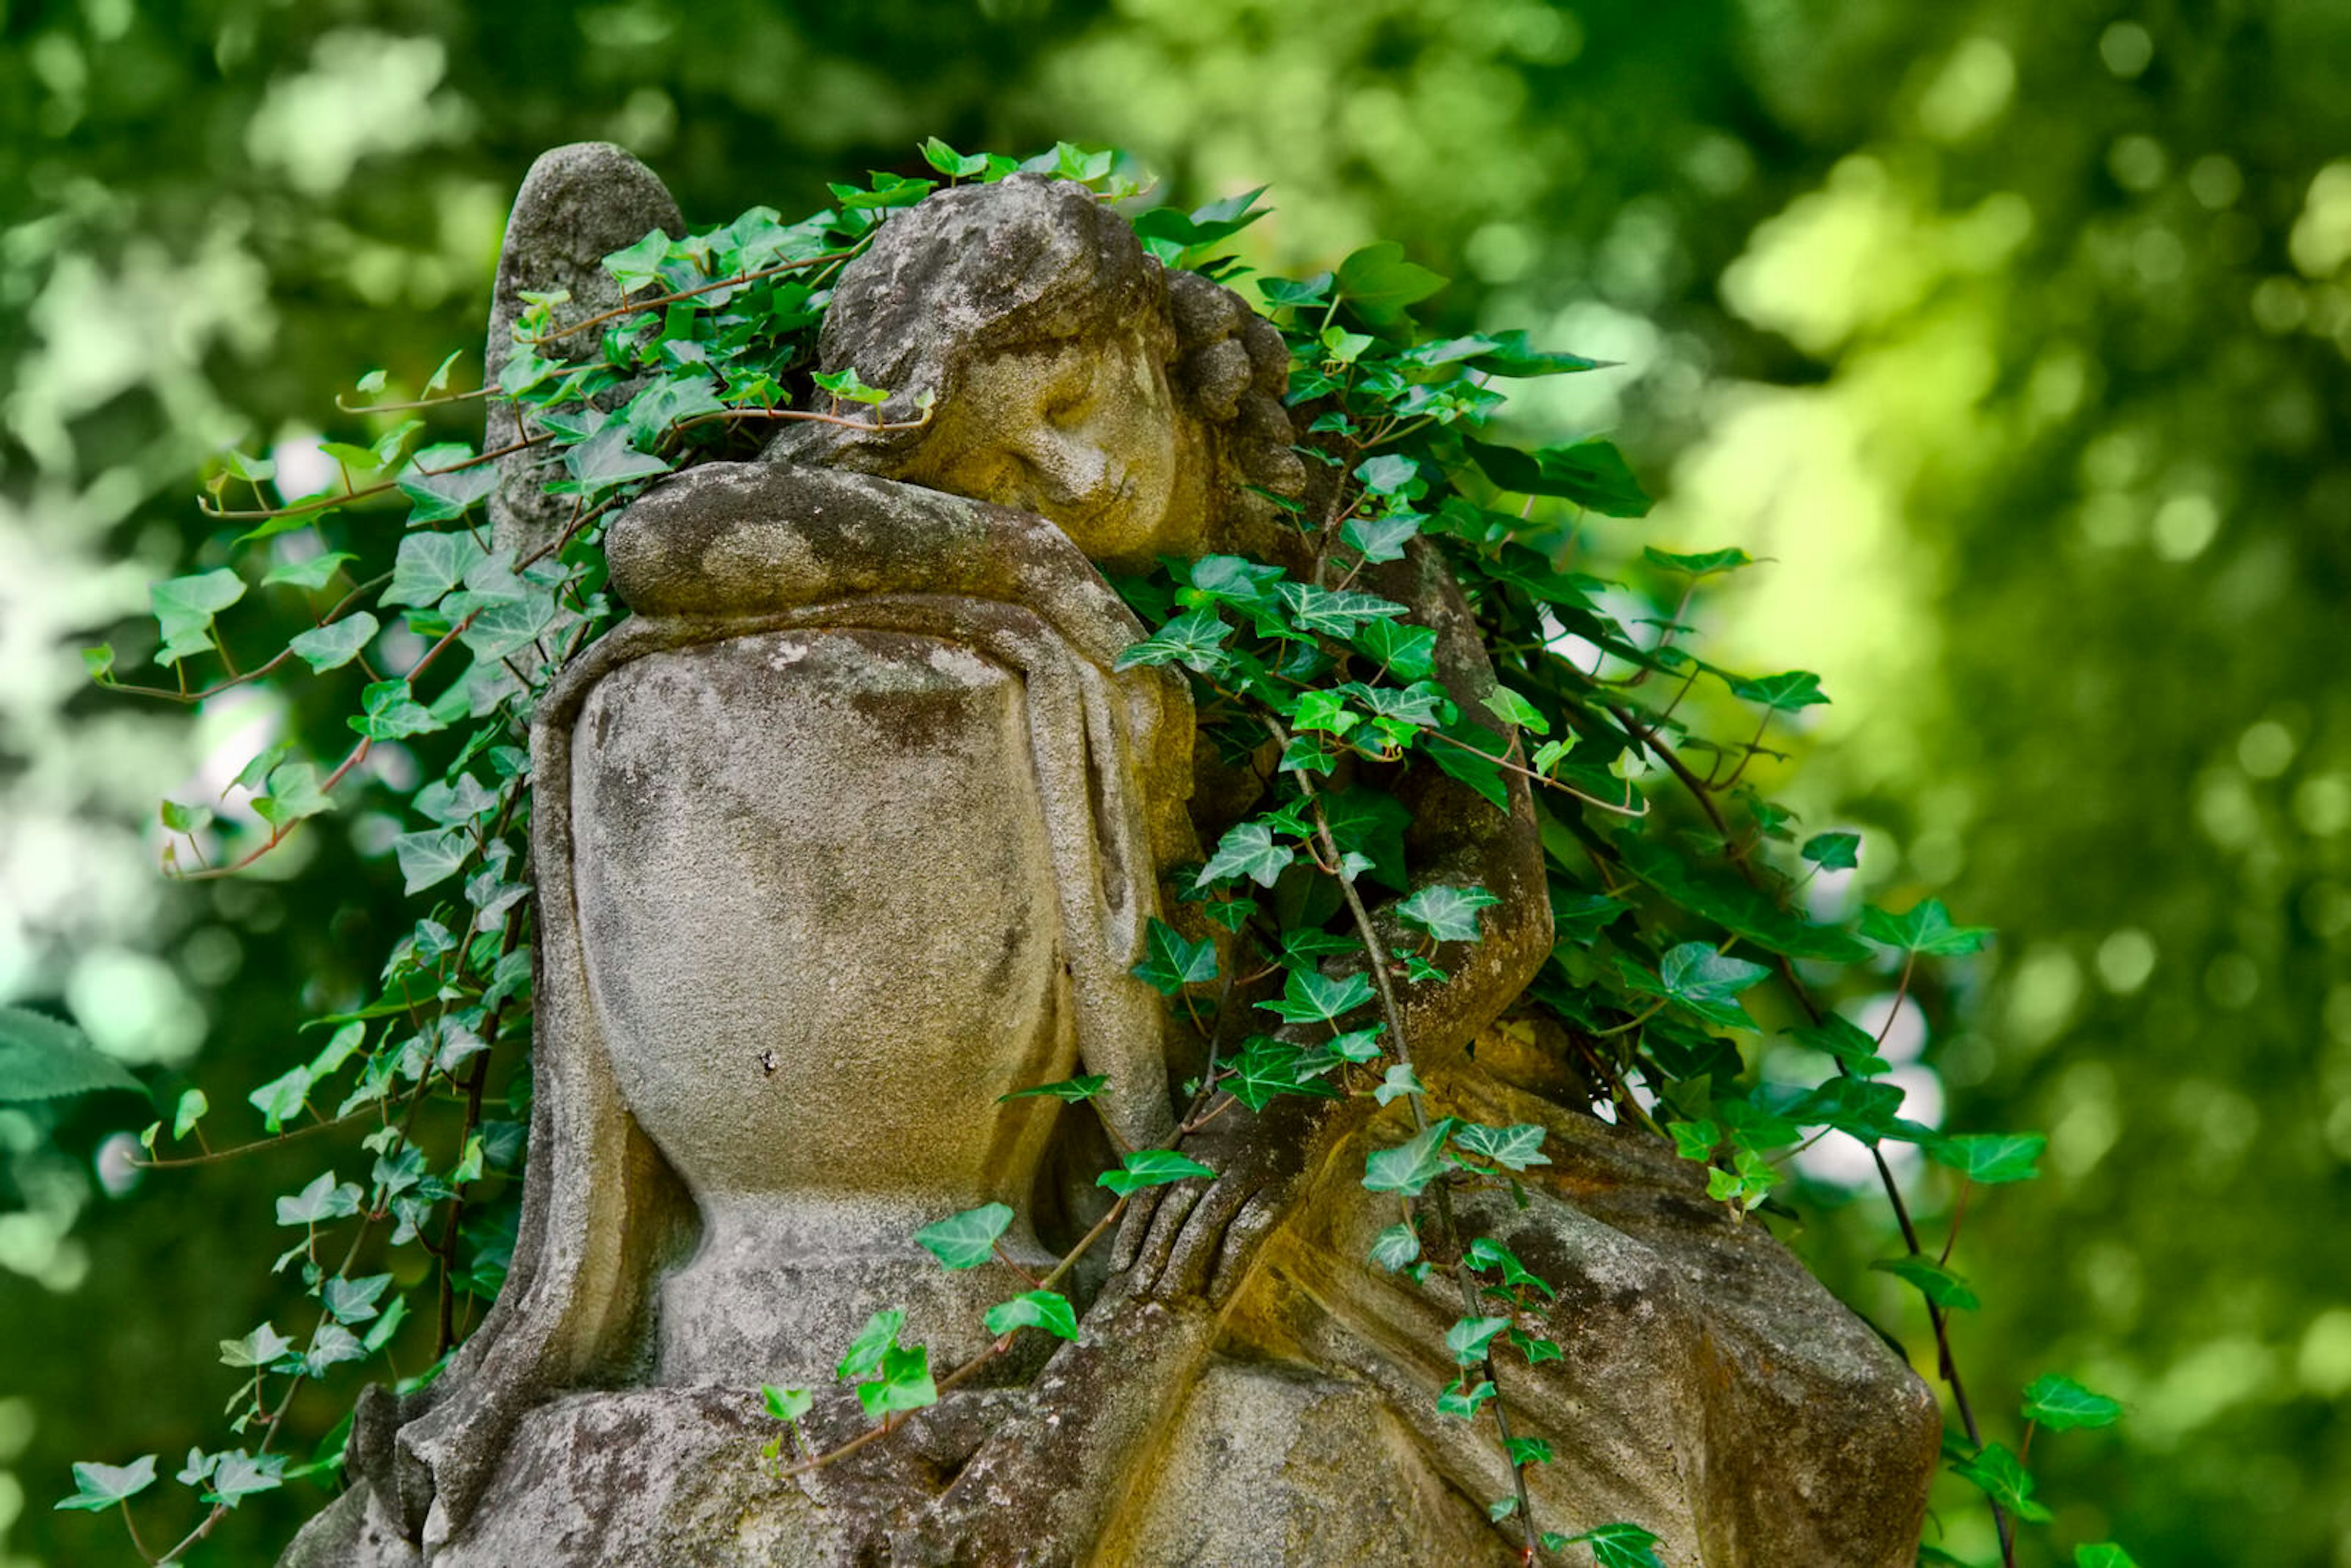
285;146;1937;1568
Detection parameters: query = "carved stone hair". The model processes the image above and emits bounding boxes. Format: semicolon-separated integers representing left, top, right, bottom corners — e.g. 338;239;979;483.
768;174;1305;521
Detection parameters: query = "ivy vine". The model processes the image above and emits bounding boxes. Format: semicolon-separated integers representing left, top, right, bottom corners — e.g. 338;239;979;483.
20;138;2135;1568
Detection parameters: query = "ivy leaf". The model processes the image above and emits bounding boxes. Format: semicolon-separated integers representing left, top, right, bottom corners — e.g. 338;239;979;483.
1643;546;1753;577
383;531;488;609
1225;1037;1340;1112
1427;719;1512;812
1506;1436;1555;1468
852;1341;937;1421
251;761;335;831
1783;1015;1891;1076
249;1067;313;1136
1453;1122;1551;1171
218;1322;294;1370
1860;899;1994;957
1456;330;1607;378
1668;1119;1720;1161
1464;1236;1556;1298
1444;1315;1511;1365
1257;967;1374;1026
1352;618;1438;680
1257;273;1333;309
1948;1441;2054;1523
1396;883;1502;944
1341;513;1420;565
984;1289;1080;1341
321;1273;392;1326
2075;1546;2140;1568
391;828;469;895
912;1203;1013;1270
1628;942;1772;1030
263;552;357;592
1786;1078;1913;1144
2022;1373;2123;1431
601;228;673;293
1436;1375;1496;1420
151;569;247;666
274;1171;359;1226
1466;437;1651;517
1372;1063;1425;1106
397;462;498;524
203;1449;287;1507
1132;918;1218;996
1368;1222;1420;1272
1727;669;1830;712
1558;1522;1667;1568
53;1455;157;1512
762;1385;813;1424
1925;1131;2046;1184
1801;831;1861;871
999;1074;1108;1104
1480;686;1548;735
1097;1150;1215;1196
0;1007;144;1103
1610;834;1870;963
351;680;444;741
564;422;673;491
1277;582;1409;637
1180;554;1286;612
172;1087;209;1141
920;137;990;179
1871;1255;1981;1311
1334;241;1449;323
1196;821;1296;890
1362;1117;1458;1196
287;613;379;673
1116;608;1234;675
835;1309;904;1381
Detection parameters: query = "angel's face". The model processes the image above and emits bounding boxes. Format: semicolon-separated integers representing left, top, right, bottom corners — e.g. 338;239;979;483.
904;324;1202;570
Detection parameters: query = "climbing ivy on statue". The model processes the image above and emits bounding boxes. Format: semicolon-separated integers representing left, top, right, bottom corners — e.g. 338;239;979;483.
33;138;2132;1568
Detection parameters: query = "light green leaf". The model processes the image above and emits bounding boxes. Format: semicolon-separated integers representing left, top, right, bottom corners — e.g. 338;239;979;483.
1561;1522;1667;1568
1948;1441;2053;1523
913;1203;1014;1270
999;1074;1108;1104
0;1007;144;1103
1116;608;1234;675
1368;1222;1420;1271
1644;546;1753;577
288;613;379;673
601;228;673;293
1925;1131;2046;1184
1362;1117;1458;1196
173;1087;209;1141
984;1289;1080;1341
273;1170;359;1226
854;1343;937;1421
1728;669;1830;711
250;1068;313;1137
1197;820;1297;891
2022;1373;2123;1431
151;569;247;666
1861;898;1994;956
836;1309;906;1382
564;423;673;490
218;1322;294;1369
1373;1063;1424;1106
321;1273;392;1325
1435;1375;1495;1420
2075;1545;2140;1568
1453;1122;1550;1171
763;1386;813;1422
351;680;443;742
1396;883;1501;944
1480;687;1547;736
1352;618;1438;680
1097;1150;1215;1196
383;532;488;609
53;1455;157;1512
1334;241;1449;322
397;462;498;524
1444;1315;1510;1365
264;552;357;592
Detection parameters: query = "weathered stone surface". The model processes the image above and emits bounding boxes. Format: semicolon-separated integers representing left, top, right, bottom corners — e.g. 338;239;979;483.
281;152;1940;1568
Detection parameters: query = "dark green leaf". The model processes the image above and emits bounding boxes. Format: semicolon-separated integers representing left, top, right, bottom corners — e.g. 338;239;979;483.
1611;834;1871;963
1948;1441;2053;1523
1116;608;1234;675
1860;899;1994;956
1256;967;1374;1025
1800;831;1861;871
1445;1315;1511;1365
1728;669;1830;712
1362;1117;1458;1196
1643;546;1753;577
288;613;378;673
1396;883;1502;944
1871;1255;1981;1311
397;462;498;523
1132;918;1218;996
1467;438;1652;518
1334;241;1448;323
1196;821;1296;890
1454;1121;1551;1171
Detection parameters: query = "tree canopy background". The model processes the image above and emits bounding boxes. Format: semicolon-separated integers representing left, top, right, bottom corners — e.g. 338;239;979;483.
2;1;2345;1562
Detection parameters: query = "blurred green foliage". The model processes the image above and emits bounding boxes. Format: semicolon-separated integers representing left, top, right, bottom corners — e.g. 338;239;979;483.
2;1;2345;1563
